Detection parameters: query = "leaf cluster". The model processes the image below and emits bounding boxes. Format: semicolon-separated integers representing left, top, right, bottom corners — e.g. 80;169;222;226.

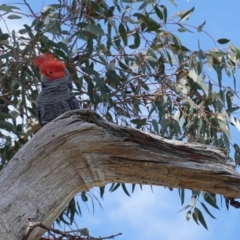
0;0;240;229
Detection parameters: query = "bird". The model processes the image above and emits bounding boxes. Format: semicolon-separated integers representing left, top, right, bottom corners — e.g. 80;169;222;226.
34;53;80;126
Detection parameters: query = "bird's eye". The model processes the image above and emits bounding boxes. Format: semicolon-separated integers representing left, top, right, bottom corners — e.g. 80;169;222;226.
49;71;53;74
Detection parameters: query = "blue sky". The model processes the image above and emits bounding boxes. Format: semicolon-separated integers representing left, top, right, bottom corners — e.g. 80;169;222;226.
1;0;240;239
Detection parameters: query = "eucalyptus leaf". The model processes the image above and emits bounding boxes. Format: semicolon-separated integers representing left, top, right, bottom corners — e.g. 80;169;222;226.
85;24;104;35
119;23;128;46
7;14;22;19
217;38;230;44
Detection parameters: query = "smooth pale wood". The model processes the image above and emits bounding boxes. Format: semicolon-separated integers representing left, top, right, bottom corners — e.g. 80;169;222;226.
0;110;239;240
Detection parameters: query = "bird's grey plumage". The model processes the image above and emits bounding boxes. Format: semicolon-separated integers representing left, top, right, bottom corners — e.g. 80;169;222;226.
37;69;80;126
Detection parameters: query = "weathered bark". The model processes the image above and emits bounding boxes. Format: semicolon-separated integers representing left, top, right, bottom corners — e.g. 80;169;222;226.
0;110;239;240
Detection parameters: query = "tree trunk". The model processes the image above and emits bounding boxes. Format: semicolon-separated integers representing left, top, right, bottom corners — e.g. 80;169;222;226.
0;110;239;240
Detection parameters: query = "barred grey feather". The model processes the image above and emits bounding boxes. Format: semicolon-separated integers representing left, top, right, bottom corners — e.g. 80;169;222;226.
37;69;80;126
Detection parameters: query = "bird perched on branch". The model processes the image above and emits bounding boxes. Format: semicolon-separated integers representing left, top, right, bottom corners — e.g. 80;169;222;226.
34;53;80;126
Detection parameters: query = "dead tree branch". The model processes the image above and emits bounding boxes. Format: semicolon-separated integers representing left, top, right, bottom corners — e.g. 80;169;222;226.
0;110;239;240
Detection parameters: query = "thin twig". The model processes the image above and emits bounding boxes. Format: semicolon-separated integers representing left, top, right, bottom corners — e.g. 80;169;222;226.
22;218;122;240
23;0;38;18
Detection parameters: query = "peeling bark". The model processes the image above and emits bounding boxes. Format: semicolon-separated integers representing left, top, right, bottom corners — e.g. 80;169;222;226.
0;110;239;240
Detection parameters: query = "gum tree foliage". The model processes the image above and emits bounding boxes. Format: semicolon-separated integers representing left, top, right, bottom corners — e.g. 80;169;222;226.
0;0;240;230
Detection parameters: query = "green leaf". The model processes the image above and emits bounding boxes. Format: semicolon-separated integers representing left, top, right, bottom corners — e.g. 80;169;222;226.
217;38;230;44
132;184;136;193
206;55;213;70
122;183;131;197
155;6;163;20
152;119;159;134
172;119;181;134
77;22;88;28
85;24;104;35
178;204;190;213
179;7;194;22
87;39;93;55
208;80;213;99
203;193;219;210
0;4;20;12
0;52;11;60
7;14;22;19
54;49;67;59
0;121;16;132
179;189;185;205
10;110;20;119
200;202;216;219
192;208;199;225
109;183;120;192
196;60;203;75
81;191;88;202
178;27;188;32
0;33;9;41
226;90;234;110
218;118;231;139
79;228;89;237
160;119;170;134
136;118;147;129
225;198;229;210
196;76;208;95
132;31;140;48
95;80;111;103
40;35;48;43
195;207;208;230
116;106;130;118
198;48;205;60
68;198;76;223
47;4;61;9
234;144;240;166
198;20;206;32
186;210;191;221
98;186;105;198
230;116;240;131
23;24;34;38
81;66;99;76
189;195;196;207
168;0;177;7
138;1;148;10
166;50;173;66
108;18;117;34
119;23;128;46
160;5;167;23
119;61;128;70
106;70;121;86
57;42;70;58
212;59;223;88
85;77;94;102
22;44;30;57
0;112;12;119
57;212;70;225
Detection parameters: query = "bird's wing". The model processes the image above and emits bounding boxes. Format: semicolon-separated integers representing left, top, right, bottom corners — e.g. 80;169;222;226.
67;95;80;110
36;105;44;127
